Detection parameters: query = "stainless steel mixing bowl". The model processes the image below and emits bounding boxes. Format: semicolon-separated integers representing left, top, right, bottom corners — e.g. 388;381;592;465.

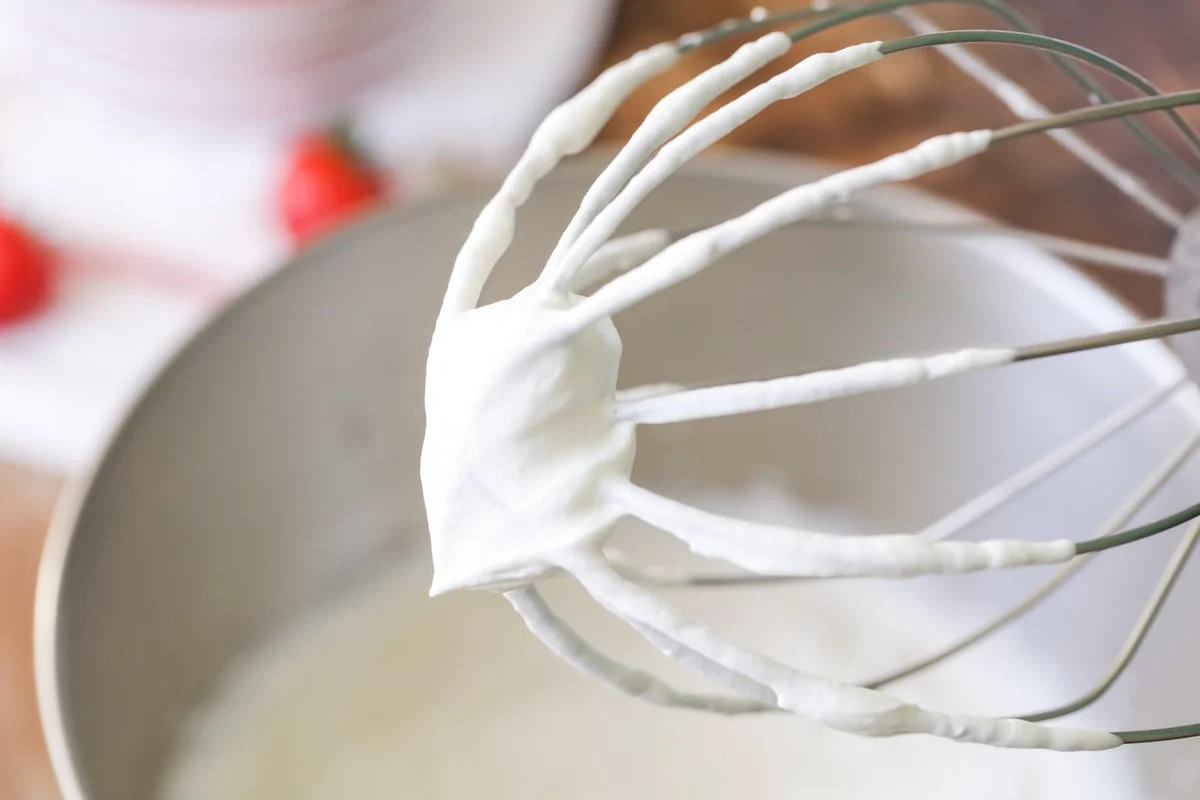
35;153;1200;799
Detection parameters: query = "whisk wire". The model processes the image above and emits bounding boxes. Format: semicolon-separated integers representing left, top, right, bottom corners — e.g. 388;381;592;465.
1116;723;1200;745
995;90;1200;144
432;2;1200;750
506;585;776;714
601;210;1173;279
685;1;1200;202
611;377;1187;589
793;3;1200;192
1021;518;1200;723
787;218;1173;276
1077;500;1200;554
868;430;1200;690
617;318;1200;429
1013;318;1200;364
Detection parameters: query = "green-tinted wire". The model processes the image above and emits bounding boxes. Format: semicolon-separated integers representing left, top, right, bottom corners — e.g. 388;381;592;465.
995;91;1200;144
1116;723;1200;744
680;3;1200;192
881;30;1200;184
1074;500;1200;554
787;1;1200;194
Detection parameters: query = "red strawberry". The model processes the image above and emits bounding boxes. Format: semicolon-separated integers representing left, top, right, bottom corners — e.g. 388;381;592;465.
0;217;53;325
278;122;388;246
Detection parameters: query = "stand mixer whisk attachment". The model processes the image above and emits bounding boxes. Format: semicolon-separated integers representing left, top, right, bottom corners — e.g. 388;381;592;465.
420;2;1200;751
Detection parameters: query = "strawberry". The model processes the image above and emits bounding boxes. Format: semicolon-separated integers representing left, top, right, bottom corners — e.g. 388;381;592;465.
278;122;388;246
0;217;52;325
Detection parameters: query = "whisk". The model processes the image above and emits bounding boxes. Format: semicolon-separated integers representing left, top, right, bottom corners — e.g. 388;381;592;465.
419;2;1200;752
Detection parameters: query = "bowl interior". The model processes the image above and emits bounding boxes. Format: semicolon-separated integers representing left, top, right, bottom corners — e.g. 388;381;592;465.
41;152;1200;799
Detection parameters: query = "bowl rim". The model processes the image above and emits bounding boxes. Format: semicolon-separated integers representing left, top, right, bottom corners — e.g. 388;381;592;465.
33;148;1192;800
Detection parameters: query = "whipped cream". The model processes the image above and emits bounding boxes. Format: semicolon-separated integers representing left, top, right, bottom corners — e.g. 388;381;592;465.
422;290;635;596
542;40;885;292
420;28;1118;751
157;529;1144;798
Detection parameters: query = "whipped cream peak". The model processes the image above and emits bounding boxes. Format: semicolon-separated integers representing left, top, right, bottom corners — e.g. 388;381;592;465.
421;291;634;596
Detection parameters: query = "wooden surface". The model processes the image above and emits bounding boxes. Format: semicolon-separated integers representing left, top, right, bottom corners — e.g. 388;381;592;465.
3;2;1200;796
0;464;60;799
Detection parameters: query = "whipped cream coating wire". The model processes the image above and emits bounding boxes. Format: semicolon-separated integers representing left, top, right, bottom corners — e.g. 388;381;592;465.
419;26;1121;752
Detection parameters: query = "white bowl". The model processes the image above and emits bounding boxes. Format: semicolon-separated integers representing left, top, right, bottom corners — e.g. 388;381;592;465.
36;151;1200;798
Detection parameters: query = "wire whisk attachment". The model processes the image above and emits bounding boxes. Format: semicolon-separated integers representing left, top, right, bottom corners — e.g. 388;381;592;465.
420;2;1200;751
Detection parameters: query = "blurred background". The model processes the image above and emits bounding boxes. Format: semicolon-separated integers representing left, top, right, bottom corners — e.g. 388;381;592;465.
3;0;1200;796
